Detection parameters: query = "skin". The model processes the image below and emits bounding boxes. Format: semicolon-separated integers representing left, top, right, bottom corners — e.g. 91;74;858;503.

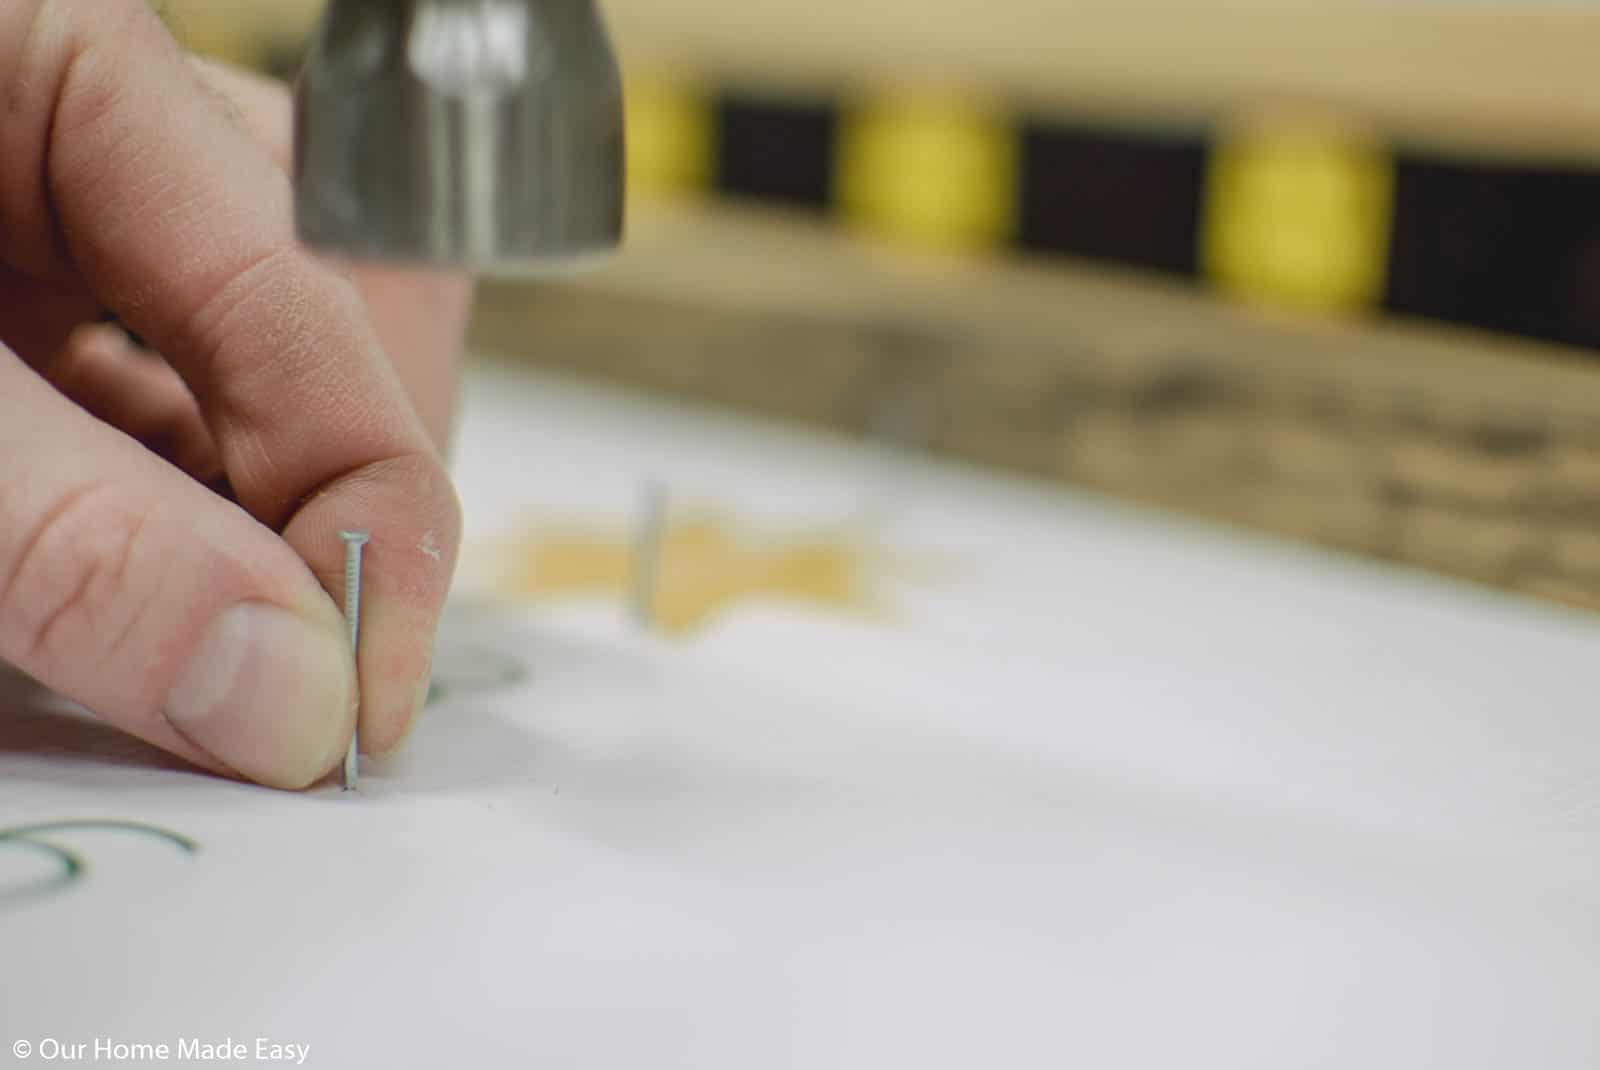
0;0;473;788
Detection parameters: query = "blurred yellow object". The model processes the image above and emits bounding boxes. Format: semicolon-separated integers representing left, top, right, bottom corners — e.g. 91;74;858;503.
160;0;324;66
837;90;1017;253
160;6;254;65
507;514;870;634
1202;114;1394;314
624;72;715;200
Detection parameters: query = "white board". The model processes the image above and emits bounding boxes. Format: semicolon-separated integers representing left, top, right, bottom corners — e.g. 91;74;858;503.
3;364;1598;1068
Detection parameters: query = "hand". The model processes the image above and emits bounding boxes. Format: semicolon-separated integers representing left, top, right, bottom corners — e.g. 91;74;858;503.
184;56;475;451
0;0;463;788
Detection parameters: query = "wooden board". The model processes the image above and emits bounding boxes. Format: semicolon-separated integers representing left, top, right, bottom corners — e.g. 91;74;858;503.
606;3;1600;164
470;202;1600;611
163;0;1600;164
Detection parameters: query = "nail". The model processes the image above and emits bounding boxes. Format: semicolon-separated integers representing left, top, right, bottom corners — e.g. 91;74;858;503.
338;530;369;791
413;651;433;721
165;603;355;789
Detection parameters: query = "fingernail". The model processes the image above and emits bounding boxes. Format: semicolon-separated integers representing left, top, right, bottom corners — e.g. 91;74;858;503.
166;603;355;789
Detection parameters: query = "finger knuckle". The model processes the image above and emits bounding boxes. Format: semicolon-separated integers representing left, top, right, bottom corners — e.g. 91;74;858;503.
0;482;150;667
21;0;158;241
35;0;149;125
182;243;306;384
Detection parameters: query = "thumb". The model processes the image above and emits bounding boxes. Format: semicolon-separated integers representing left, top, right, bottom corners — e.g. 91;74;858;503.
0;349;355;788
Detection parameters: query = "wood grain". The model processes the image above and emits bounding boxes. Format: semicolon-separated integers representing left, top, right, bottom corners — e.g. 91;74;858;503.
471;202;1600;610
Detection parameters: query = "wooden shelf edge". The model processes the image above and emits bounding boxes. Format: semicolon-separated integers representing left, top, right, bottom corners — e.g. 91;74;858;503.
470;203;1600;612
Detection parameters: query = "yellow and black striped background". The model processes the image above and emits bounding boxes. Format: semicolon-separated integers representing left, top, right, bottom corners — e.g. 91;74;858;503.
626;81;1600;352
166;1;1600;354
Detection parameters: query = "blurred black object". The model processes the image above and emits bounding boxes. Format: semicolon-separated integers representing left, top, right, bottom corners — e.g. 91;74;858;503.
1386;158;1600;351
1016;123;1205;277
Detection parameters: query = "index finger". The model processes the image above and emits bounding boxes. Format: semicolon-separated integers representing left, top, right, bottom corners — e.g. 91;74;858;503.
2;0;460;751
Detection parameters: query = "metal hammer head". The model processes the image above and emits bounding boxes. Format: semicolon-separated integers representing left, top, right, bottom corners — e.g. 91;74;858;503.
293;0;624;273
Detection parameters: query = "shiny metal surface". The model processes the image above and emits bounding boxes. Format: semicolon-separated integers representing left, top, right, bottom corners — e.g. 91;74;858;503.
294;0;624;272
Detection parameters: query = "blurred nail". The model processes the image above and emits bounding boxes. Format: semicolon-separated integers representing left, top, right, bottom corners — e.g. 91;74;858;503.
413;659;433;720
165;603;355;789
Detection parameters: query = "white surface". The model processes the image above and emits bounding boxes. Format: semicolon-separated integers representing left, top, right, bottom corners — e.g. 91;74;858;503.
3;362;1599;1068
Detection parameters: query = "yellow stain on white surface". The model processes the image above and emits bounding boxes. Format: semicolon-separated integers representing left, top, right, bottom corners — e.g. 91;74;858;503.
625;71;715;200
502;514;874;634
1202;113;1394;315
837;89;1018;253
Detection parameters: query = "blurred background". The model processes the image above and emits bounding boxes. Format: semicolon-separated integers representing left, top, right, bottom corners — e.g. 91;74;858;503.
160;0;1600;611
